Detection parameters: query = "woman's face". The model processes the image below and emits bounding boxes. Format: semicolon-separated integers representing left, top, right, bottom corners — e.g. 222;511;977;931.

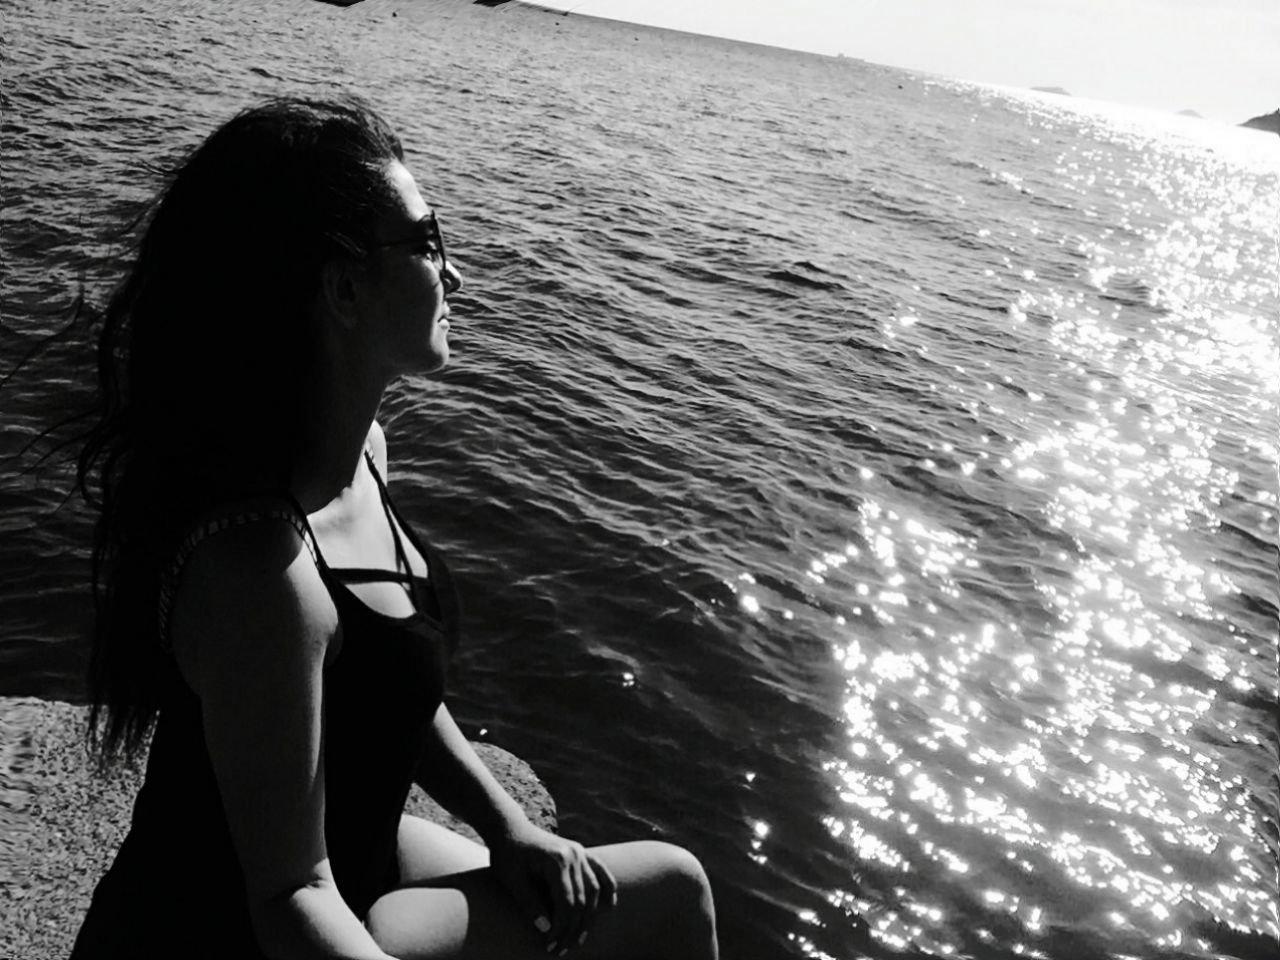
362;160;463;375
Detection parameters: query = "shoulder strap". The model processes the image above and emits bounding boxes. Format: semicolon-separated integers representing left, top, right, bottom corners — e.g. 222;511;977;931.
360;449;430;615
362;453;459;645
328;567;418;586
157;498;317;648
364;450;413;579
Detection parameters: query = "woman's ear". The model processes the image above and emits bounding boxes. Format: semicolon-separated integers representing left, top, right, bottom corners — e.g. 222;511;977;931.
319;257;365;330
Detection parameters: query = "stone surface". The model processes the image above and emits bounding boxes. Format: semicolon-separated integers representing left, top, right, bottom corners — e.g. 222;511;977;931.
0;697;556;960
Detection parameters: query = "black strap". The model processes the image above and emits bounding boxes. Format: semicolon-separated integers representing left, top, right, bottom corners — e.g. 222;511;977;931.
365;453;454;636
326;450;454;638
284;456;448;630
365;450;424;611
329;567;419;586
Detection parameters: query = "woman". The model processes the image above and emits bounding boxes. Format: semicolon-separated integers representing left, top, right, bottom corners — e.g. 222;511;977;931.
70;97;718;960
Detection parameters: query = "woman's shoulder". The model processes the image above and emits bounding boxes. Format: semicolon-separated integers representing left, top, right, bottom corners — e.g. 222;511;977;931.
161;497;318;607
175;511;326;614
160;498;333;644
171;496;316;565
166;502;339;692
181;502;312;567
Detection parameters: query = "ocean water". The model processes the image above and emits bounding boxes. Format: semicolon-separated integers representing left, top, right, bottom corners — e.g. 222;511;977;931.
2;1;1278;958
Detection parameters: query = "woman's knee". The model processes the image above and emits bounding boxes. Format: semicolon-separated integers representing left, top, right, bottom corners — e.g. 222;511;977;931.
650;844;721;957
625;841;717;947
648;842;712;900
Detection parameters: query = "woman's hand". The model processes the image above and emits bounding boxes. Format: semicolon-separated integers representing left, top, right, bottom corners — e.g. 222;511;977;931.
489;821;618;955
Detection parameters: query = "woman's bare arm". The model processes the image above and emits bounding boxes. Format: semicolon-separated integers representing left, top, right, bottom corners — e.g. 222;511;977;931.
171;518;397;960
413;704;533;844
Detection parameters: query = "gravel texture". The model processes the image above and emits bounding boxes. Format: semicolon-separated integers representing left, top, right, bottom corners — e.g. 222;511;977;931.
0;697;556;960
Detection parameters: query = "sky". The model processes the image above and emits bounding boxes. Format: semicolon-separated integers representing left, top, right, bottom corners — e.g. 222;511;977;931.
531;0;1279;124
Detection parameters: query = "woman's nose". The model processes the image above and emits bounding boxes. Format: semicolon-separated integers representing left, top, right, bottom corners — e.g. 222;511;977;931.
443;261;463;294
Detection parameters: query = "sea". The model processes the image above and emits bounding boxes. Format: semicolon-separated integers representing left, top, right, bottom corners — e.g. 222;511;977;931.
2;1;1277;958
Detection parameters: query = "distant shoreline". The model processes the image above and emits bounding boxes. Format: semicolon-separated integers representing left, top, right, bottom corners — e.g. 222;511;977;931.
510;2;1268;126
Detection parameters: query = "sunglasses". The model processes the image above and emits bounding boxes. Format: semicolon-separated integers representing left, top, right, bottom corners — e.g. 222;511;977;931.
376;213;458;293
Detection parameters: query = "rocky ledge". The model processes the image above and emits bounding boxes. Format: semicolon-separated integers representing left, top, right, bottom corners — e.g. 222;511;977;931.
1242;109;1280;134
0;697;556;960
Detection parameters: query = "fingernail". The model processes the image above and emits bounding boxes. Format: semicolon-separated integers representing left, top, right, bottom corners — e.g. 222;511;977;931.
534;916;551;934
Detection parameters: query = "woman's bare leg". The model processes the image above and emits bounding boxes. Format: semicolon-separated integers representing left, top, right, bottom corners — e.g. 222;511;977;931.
369;827;717;960
395;815;491;879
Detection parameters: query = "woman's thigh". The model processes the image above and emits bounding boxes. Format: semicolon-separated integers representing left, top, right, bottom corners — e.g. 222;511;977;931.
397;815;490;881
368;839;717;960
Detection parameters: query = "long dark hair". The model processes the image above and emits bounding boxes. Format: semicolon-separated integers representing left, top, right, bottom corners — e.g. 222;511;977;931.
76;96;405;761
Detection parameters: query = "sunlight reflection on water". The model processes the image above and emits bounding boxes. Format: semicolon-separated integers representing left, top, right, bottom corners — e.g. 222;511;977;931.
725;91;1277;957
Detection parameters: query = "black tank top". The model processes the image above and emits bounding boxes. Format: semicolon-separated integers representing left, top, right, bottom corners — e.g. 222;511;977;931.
71;453;461;959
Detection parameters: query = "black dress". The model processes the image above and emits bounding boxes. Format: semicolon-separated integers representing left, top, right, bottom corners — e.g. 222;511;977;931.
70;453;461;958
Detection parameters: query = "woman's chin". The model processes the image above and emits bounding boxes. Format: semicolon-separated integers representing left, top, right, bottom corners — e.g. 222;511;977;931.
425;346;449;373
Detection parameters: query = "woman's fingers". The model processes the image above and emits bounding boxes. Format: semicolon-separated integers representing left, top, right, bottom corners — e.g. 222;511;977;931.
545;851;581;954
587;852;618;911
494;832;615;955
497;857;554;946
544;842;609;954
581;854;600;916
576;856;601;948
566;849;594;949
